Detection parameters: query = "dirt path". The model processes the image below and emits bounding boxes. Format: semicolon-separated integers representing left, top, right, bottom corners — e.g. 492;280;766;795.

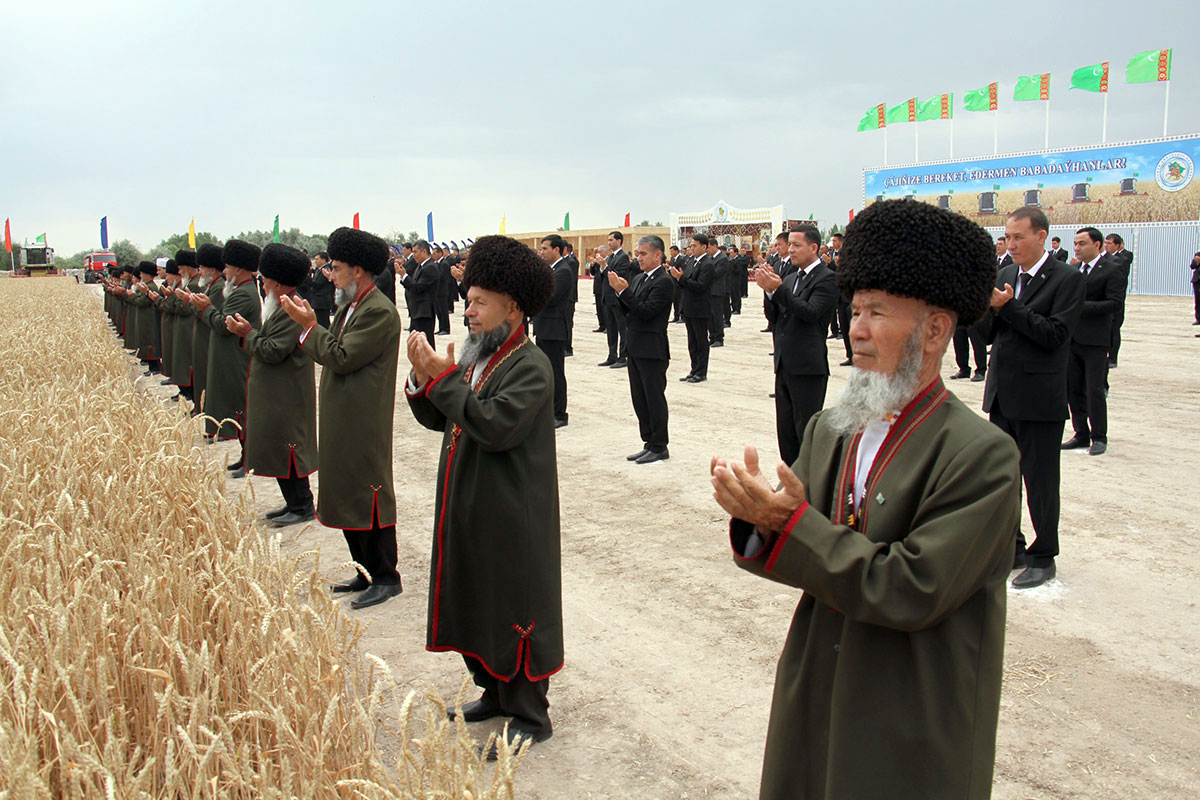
191;287;1199;798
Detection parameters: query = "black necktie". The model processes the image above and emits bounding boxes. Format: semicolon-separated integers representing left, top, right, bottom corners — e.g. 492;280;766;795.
1082;262;1091;277
1018;272;1032;298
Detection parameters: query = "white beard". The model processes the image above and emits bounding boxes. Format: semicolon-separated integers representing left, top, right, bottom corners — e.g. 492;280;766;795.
334;278;358;309
826;328;925;437
222;280;235;300
197;276;209;288
261;291;279;323
459;321;513;371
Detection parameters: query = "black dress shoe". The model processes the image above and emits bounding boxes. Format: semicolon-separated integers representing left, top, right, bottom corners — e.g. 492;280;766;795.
626;448;649;461
593;327;606;333
635;448;669;464
1060;435;1090;450
597;359;615;367
679;374;694;382
436;330;451;335
1088;440;1107;456
229;467;247;479
839;359;853;366
271;509;315;527
1108;361;1117;368
949;368;971;379
710;341;723;347
610;359;627;368
480;726;552;761
447;696;507;723
760;328;772;333
564;349;573;357
226;459;243;471
1012;563;1056;589
265;506;289;520
349;582;403;609
686;375;706;383
554;417;568;429
332;574;370;593
970;370;986;382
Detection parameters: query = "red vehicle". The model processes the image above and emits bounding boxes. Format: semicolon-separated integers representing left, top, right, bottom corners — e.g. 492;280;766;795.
83;252;117;283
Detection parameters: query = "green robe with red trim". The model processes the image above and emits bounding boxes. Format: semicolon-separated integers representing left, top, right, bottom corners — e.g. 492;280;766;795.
242;305;317;479
731;380;1020;800
405;329;564;683
202;278;260;439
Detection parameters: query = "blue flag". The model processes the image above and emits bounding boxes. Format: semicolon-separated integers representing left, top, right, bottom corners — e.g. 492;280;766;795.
426;212;434;241
100;216;108;249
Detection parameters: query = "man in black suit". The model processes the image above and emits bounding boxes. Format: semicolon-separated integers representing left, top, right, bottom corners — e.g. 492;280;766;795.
305;251;336;328
563;243;579;356
397;240;439;347
670;234;713;382
1062;227;1122;457
533;234;574;428
433;244;454;335
1048;237;1070;262
707;238;730;346
1102;233;1132;368
589;246;607;333
762;232;790;332
729;244;747;314
982;206;1084;590
828;233;853;366
598;232;632;367
996;235;1014;268
755;225;839;466
668;245;685;322
612;234;675;463
374;254;396;306
1190;252;1200;326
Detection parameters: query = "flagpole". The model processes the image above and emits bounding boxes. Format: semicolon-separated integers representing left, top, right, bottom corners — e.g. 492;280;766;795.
1163;80;1170;137
915;123;919;163
1044;94;1050;149
993;110;998;155
1102;92;1109;142
884;126;888;165
949;117;955;158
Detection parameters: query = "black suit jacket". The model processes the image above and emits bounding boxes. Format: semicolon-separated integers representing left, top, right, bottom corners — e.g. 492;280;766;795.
1109;249;1132;301
677;253;713;318
401;257;440;320
565;255;580;303
374;264;396;306
532;258;575;342
710;251;730;296
998;253;1014;269
982;257;1084;421
1050;247;1070;262
618;267;674;360
770;264;839;376
601;250;633;305
301;266;336;311
1073;256;1123;347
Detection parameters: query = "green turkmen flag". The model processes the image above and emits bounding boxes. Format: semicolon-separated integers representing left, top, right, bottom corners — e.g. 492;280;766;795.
1070;62;1110;92
1014;73;1050;101
856;103;886;131
1126;48;1172;83
916;93;953;121
35;233;45;243
886;98;917;123
272;215;280;243
963;82;998;111
563;212;570;231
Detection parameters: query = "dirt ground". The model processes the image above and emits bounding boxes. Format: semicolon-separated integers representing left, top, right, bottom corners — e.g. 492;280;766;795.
108;283;1200;799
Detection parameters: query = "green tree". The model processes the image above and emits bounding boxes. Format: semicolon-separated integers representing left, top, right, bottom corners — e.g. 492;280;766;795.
110;239;143;267
147;231;224;259
230;227;327;255
2;244;21;271
58;249;90;270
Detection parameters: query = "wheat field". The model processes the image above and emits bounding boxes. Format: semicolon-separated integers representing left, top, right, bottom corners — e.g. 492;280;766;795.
0;278;524;798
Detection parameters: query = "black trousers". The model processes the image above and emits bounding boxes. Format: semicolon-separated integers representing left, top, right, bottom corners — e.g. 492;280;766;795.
602;302;627;360
1108;303;1124;364
463;655;551;736
536;337;567;421
1193;283;1200;322
566;303;575;351
672;284;683;320
775;372;828;466
708;295;725;342
342;516;401;585
837;300;853;359
628;356;668;451
277;462;314;513
412;316;435;349
314;307;331;329
1068;343;1109;442
953;324;987;373
988;406;1063;568
436;293;451;333
763;294;776;332
722;289;733;325
594;285;606;330
684;316;710;377
731;280;743;314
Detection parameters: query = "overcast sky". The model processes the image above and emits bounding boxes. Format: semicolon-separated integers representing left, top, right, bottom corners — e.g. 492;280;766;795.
4;0;1198;255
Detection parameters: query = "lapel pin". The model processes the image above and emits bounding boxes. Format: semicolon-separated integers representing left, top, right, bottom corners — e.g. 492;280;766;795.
876;492;886;505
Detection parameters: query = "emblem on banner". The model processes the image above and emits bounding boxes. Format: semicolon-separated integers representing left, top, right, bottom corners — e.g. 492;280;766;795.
1155;152;1194;193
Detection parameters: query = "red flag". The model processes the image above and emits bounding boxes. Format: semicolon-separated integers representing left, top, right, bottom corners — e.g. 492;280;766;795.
849;209;855;224
624;213;631;227
352;212;360;230
3;219;10;254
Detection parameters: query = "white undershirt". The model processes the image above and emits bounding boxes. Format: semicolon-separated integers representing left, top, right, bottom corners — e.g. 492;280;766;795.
1013;251;1050;299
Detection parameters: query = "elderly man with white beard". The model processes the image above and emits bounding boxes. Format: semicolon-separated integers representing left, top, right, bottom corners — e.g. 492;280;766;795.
711;199;1022;800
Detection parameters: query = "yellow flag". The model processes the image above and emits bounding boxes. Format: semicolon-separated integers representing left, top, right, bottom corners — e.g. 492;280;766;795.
499;215;506;234
187;219;196;248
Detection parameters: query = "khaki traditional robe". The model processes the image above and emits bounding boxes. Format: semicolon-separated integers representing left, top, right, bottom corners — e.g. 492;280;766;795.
406;328;565;682
731;380;1020;800
192;278;224;411
119;286;133;345
156;290;175;378
202;278;260;439
129;285;158;360
242;304;317;478
300;285;399;529
171;278;202;387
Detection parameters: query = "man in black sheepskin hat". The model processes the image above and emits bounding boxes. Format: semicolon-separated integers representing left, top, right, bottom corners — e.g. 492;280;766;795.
184;243;227;420
168;249;201;402
126;261;162;371
279;226;403;609
226;243;318;527
712;199;1021;800
404;235;561;758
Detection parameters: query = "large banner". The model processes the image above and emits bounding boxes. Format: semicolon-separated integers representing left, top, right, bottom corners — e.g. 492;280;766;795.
863;134;1200;225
